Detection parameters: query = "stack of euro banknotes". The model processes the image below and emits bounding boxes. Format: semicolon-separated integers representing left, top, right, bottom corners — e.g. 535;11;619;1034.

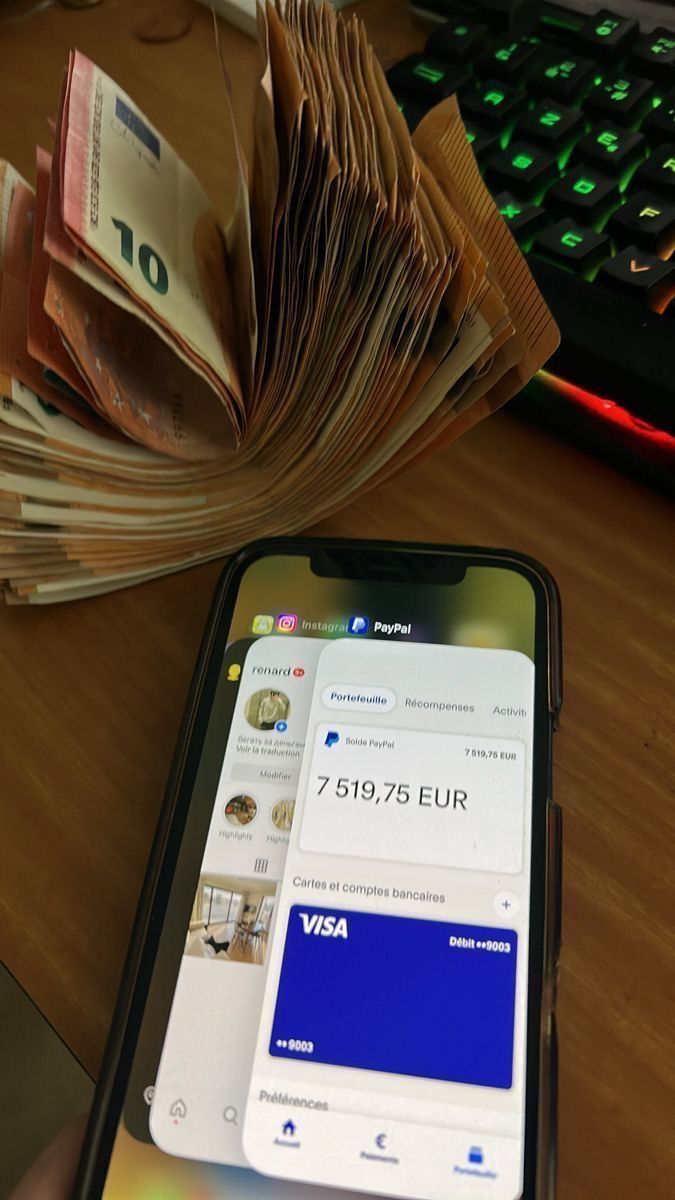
0;0;558;604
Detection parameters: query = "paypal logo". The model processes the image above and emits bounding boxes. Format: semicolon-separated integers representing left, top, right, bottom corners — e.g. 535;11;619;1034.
347;615;369;635
324;730;340;748
299;912;349;939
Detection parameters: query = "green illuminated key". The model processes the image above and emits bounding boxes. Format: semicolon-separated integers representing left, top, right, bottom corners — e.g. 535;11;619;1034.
573;123;645;177
540;11;583;35
533;219;611;273
414;62;443;84
486;141;558;198
515;101;583;150
635;143;675;197
548;166;618;224
464;124;500;163
395;96;428;134
502;201;522;219
529;51;595;101
478;38;537;81
599;131;619;150
461;80;526;128
386;55;470;103
651;34;675;54
546;60;576;80
630;28;675;85
493;191;546;242
577;9;638;62
644;88;675;142
426;20;488;65
596;19;619;36
586;72;654;125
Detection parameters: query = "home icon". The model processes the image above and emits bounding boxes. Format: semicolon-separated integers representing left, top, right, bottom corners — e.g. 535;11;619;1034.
282;1119;296;1136
170;1099;187;1122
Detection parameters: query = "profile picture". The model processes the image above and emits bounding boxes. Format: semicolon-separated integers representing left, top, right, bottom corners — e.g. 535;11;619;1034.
245;687;291;731
224;794;258;826
270;799;295;832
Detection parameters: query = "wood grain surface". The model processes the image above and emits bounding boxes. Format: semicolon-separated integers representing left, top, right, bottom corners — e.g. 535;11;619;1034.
0;2;673;1198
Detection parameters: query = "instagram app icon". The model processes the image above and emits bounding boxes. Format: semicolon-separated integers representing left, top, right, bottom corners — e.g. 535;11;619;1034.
275;613;298;634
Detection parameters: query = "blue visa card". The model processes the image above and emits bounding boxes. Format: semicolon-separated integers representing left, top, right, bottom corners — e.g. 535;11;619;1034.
270;905;518;1089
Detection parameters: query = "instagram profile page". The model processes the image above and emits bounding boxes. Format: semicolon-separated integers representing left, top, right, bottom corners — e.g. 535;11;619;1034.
150;636;325;1166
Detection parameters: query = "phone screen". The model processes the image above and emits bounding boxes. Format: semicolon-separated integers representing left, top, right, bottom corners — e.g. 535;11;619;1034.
95;549;550;1200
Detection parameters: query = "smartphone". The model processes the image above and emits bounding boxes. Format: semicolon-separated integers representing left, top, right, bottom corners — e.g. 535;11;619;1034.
74;538;562;1200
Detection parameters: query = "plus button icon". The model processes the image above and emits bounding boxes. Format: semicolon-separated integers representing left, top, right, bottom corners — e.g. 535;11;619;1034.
494;892;519;918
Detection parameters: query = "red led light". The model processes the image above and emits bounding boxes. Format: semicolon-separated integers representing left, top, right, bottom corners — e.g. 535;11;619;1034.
536;369;675;463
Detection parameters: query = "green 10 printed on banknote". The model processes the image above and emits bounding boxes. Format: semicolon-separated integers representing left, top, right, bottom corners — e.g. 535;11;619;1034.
0;0;558;604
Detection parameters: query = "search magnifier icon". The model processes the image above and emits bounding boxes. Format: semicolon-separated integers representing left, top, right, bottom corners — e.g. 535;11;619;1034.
223;1105;238;1124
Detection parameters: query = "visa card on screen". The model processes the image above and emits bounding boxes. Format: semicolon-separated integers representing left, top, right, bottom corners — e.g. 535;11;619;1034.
269;905;518;1089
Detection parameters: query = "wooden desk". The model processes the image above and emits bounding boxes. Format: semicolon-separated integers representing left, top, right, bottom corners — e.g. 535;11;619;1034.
1;3;673;1198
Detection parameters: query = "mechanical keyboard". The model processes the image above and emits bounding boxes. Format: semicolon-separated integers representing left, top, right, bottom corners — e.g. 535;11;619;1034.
388;1;675;491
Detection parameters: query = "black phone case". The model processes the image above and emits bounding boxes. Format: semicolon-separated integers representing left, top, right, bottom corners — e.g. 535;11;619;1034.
73;537;563;1200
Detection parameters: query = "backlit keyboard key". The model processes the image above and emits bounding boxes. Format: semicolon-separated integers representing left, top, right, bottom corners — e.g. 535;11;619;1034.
630;28;675;85
643;91;675;142
576;9;638;62
534;218;611;271
599;244;675;308
585;71;654;125
494;191;547;240
415;0;521;33
479;37;538;81
528;49;596;102
465;124;500;162
535;7;585;42
573;123;645;176
608;191;675;255
460;79;527;127
635;144;675;198
514;100;584;149
423;0;539;36
426;19;488;64
486;141;558;198
548;165;618;224
396;96;428;132
386;55;470;103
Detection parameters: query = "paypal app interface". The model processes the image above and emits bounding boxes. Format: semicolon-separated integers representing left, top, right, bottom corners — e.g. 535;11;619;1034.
244;639;534;1200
